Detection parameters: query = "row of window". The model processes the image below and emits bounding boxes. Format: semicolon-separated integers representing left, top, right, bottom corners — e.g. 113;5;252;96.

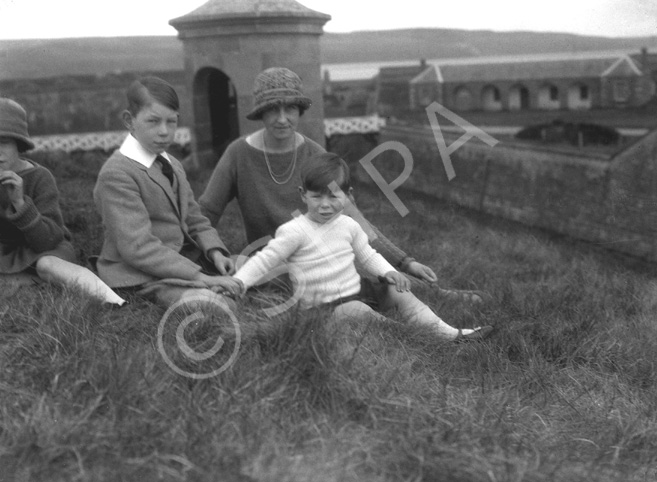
481;84;590;102
412;78;635;111
471;81;633;103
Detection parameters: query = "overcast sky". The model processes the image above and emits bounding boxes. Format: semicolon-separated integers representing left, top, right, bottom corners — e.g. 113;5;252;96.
0;0;655;40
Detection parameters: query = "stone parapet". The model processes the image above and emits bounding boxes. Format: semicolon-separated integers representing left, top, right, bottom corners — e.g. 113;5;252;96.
368;124;657;262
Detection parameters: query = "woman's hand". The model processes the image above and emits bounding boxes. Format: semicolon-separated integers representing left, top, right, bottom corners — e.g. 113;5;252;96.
405;261;438;283
0;170;25;212
383;271;411;292
208;249;235;275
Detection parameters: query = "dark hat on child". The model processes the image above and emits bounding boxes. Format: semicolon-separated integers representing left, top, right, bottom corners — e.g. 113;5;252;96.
0;98;34;152
246;67;312;121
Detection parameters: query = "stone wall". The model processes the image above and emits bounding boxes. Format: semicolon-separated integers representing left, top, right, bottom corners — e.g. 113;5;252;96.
0;71;189;136
363;124;657;261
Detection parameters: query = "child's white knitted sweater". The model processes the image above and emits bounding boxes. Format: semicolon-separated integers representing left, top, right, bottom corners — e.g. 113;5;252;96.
234;213;395;309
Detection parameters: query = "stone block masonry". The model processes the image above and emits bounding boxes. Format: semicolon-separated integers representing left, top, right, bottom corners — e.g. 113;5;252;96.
0;71;189;136
365;124;657;262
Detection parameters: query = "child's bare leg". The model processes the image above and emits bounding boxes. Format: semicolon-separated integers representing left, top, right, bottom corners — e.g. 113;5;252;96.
379;286;480;340
35;255;126;305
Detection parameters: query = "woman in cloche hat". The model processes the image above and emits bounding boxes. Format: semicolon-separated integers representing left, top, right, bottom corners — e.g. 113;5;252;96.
0;98;126;306
200;67;320;243
198;68;491;341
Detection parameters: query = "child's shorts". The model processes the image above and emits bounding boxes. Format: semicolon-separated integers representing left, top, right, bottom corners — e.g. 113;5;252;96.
320;277;389;311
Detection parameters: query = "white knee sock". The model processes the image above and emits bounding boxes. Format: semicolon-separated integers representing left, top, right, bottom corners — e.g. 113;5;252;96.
36;256;126;306
401;303;460;340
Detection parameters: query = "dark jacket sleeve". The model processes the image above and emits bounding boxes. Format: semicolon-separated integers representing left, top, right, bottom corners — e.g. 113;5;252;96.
7;169;69;253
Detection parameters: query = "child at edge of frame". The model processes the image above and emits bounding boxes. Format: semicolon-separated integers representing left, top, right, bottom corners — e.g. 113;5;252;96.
231;151;494;342
0;97;126;306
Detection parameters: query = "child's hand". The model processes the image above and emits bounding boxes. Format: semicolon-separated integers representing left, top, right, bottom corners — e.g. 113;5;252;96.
0;171;25;212
208;249;235;275
0;182;9;211
383;271;411;292
200;274;244;298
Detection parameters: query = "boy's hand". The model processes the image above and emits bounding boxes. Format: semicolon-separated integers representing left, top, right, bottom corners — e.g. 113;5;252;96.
0;171;25;212
383;271;411;292
208;249;235;275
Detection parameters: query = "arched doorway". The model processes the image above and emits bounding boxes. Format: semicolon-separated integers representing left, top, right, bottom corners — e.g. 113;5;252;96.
567;83;592;110
481;85;502;111
453;86;475;111
193;67;239;166
537;84;560;110
509;84;530;111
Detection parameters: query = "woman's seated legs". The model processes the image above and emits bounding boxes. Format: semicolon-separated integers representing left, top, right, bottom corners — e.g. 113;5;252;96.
330;300;388;323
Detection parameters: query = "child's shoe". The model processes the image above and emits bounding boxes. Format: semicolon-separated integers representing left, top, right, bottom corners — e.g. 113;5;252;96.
454;325;494;342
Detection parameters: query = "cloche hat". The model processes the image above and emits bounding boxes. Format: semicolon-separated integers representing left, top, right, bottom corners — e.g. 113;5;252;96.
246;67;312;121
0;98;34;152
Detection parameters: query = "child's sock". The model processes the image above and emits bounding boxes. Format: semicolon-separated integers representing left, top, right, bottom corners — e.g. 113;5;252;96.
400;302;460;340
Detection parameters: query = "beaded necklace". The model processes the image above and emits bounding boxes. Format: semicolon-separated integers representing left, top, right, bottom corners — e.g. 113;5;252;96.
262;132;298;185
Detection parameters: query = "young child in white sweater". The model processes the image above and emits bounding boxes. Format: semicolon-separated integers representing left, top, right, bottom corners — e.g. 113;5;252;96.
233;153;492;341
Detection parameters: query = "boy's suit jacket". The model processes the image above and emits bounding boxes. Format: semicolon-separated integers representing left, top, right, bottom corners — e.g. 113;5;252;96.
93;150;228;287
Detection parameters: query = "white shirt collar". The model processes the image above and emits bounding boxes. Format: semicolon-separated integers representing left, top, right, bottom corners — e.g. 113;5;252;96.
119;134;171;168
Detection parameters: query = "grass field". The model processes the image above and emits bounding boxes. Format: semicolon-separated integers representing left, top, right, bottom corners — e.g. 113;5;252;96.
1;149;657;481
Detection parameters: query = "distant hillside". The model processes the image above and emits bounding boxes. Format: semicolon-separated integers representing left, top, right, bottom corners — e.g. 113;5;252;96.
320;29;657;63
1;29;657;80
0;37;184;81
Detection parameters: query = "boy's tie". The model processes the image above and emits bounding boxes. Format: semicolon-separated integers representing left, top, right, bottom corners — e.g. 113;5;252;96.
154;155;174;185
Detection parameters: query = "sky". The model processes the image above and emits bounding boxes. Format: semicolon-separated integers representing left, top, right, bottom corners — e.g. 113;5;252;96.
0;0;655;40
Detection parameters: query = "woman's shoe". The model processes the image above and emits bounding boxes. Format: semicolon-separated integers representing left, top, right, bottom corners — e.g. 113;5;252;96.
439;288;491;304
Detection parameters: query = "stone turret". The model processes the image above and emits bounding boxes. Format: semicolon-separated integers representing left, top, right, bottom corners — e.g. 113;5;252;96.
170;0;331;167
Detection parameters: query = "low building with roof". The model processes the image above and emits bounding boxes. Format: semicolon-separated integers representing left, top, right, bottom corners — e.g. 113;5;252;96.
322;49;656;117
376;63;427;116
393;51;656;114
418;54;651;112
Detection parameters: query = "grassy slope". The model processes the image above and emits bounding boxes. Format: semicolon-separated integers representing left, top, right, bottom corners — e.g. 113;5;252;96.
1;151;657;481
